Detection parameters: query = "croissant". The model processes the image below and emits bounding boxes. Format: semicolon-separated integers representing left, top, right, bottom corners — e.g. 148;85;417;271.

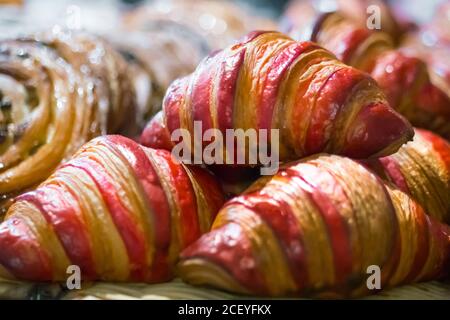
178;154;450;298
365;129;450;224
0;31;138;210
0;135;224;282
141;31;413;163
284;8;450;139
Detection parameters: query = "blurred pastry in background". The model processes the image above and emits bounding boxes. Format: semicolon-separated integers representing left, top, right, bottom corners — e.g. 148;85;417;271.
402;31;450;105
0;0;123;38
110;22;210;129
428;0;450;43
400;1;450;138
118;0;277;130
281;0;404;42
123;0;277;50
0;0;22;5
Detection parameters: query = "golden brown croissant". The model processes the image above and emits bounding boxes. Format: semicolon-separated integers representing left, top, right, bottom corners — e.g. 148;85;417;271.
0;31;138;209
284;7;450;139
365;129;450;224
0;135;224;282
179;154;450;297
141;31;413;163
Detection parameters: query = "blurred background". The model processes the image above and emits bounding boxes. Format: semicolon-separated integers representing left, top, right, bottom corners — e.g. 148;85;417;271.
0;0;447;37
0;0;448;135
0;0;447;123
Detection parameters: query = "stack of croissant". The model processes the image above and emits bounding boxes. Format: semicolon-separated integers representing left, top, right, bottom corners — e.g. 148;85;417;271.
0;0;274;214
141;30;449;297
0;1;449;299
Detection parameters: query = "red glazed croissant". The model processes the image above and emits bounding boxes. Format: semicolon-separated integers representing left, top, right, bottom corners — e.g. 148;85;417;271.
0;135;224;282
0;31;138;210
284;8;450;139
141;31;413;162
179;154;450;297
365;129;450;224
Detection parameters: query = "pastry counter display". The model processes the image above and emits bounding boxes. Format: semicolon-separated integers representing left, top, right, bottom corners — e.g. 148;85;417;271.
0;0;448;300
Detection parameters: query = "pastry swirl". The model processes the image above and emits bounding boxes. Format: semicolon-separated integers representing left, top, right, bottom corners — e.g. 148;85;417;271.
0;31;137;208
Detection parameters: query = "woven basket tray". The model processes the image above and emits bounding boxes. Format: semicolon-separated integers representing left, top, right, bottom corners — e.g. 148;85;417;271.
1;278;449;300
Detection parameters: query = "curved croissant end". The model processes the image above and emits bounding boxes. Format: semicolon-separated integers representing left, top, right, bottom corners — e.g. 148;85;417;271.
286;10;450;139
0;135;224;282
179;155;450;297
141;31;413;162
365;129;450;224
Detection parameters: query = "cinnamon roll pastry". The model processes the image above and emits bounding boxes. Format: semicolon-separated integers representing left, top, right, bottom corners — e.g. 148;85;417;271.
0;30;137;209
0;135;224;282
